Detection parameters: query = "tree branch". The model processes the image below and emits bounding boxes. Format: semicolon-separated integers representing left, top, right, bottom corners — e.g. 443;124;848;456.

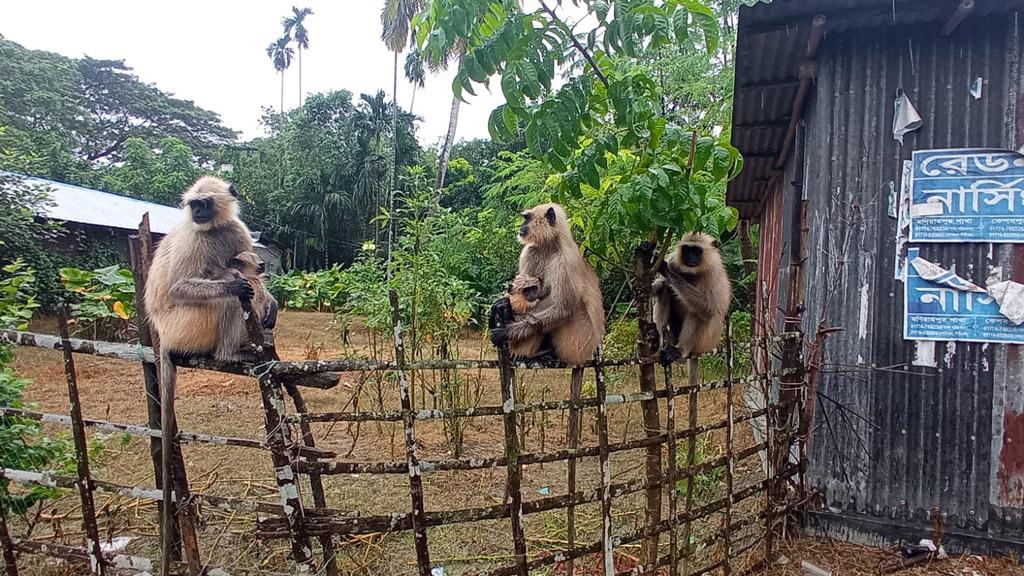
538;0;609;89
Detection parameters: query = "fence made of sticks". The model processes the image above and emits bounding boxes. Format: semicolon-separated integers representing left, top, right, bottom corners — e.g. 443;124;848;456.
0;219;806;576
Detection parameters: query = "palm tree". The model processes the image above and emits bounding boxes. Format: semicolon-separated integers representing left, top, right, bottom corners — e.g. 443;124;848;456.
404;49;426;114
381;0;424;266
282;6;313;105
418;37;465;201
266;36;294;113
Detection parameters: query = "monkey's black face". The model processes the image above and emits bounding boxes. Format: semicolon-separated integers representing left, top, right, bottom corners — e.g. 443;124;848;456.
256;261;267;274
680;244;704;268
189;198;215;224
519;213;532;238
522;285;540;302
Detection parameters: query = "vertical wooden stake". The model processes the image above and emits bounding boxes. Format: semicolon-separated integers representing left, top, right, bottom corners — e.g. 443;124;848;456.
634;246;663;567
57;310;105;575
390;291;432;576
594;353;614;576
284;384;339;576
128;215;181;564
0;482;18;576
490;298;527;575
680;358;699;575
663;363;678;576
723;318;735;574
565;367;584;576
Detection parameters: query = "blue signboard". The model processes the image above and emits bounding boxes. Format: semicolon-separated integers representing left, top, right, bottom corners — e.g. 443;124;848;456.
904;248;1024;344
908;149;1024;243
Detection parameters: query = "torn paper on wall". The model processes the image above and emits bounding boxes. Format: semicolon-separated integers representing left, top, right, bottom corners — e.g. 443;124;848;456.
970;77;983;99
987;281;1024;325
904;248;1024;344
894;160;913;280
893;90;922;145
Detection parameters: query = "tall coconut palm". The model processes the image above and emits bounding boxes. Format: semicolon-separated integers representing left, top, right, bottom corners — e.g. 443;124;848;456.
282;6;313;105
265;36;294;113
404;49;426;114
381;0;424;266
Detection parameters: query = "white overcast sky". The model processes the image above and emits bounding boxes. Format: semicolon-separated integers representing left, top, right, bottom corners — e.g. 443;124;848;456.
0;0;509;147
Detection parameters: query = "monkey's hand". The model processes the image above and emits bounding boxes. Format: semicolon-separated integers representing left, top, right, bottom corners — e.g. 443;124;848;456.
490;326;509;347
226;277;254;302
636;241;657;267
507;315;542;343
659;260;671;277
660;346;681;366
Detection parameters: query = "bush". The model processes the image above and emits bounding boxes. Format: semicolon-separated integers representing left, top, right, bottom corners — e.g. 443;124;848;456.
268;266;347;312
60;264;136;341
0;262;75;514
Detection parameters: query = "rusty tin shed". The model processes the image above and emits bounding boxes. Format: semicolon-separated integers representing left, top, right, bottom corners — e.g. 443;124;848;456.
729;0;1024;554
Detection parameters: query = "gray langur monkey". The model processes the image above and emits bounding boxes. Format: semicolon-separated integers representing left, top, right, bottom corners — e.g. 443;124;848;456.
143;176;253;574
506;274;551;358
229;251;278;330
652;232;731;364
491;203;605;367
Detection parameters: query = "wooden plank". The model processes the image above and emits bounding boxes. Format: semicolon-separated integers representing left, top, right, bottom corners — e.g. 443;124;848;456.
490;298;527;575
56;310;105;575
389;290;431;576
595;353;614;575
664;362;678;576
565;367;584;576
680;358;699;575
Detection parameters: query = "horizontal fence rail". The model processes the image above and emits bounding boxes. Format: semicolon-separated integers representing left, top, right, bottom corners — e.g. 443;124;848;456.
1;310;802;576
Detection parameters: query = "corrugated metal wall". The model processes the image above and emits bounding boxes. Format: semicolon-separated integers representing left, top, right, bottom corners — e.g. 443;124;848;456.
793;14;1024;547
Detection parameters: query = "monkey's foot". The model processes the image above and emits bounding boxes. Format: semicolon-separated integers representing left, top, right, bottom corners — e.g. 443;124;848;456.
660;347;681;365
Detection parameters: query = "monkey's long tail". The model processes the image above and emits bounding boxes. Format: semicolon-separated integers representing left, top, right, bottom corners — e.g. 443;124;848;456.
159;349;176;576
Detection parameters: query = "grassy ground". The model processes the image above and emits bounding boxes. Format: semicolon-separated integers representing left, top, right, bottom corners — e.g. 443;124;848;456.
7;311;1017;575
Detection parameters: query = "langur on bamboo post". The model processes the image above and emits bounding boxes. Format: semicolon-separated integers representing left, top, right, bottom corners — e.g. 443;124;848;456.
143;176;254;575
491;204;605;367
652;232;731;364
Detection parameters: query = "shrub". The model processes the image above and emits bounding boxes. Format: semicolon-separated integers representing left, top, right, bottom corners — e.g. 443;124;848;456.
0;262;75;514
60;264;136;341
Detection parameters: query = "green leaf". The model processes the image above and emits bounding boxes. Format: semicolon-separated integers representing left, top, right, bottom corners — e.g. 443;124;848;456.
693;136;715;172
682;0;720;54
581;159;601;189
594;0;610;22
501;67;525;109
672;7;689;44
488;107;509;143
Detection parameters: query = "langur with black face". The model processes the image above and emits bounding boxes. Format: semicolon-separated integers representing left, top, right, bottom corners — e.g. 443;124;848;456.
229;251;278;331
492;203;605;366
144;176;253;575
653;232;731;364
506;274;550;358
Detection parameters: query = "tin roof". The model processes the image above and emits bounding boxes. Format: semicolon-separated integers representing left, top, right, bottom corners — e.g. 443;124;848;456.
6;172;264;245
728;0;1022;218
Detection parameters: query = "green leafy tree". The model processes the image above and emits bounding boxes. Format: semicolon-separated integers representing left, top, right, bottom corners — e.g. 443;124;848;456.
266;35;294;113
0;261;74;515
414;0;742;562
0;172;67;306
282;6;314;105
0;38;236;177
404;49;426;113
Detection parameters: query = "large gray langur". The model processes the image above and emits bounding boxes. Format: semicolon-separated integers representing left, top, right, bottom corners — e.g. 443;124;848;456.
492;203;605;367
143;176;254;573
653;232;732;364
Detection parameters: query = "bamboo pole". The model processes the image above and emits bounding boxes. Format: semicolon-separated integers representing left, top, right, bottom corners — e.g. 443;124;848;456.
56;310;105;576
389;291;432;576
680;358;699;574
594;351;614;575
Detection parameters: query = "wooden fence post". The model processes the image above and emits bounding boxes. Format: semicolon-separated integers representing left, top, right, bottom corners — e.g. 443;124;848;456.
490;298;527;575
0;483;18;576
389;291;432;576
723;318;735;575
680;358;699;575
56;310;105;575
633;246;662;567
128;214;182;565
663;362;678;576
565;366;583;576
258;372;314;571
594;352;614;576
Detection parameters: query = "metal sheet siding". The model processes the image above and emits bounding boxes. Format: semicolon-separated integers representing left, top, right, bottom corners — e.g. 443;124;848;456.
800;16;1022;542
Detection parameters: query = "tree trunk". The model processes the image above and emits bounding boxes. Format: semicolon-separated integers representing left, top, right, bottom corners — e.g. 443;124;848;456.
634;241;662;567
280;71;285;113
434;93;461;203
409;83;418;115
298;49;303;106
388;50;399;278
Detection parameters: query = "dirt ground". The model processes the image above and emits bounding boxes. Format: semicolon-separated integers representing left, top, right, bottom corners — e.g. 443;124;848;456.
5;311;1019;575
765;537;1024;575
